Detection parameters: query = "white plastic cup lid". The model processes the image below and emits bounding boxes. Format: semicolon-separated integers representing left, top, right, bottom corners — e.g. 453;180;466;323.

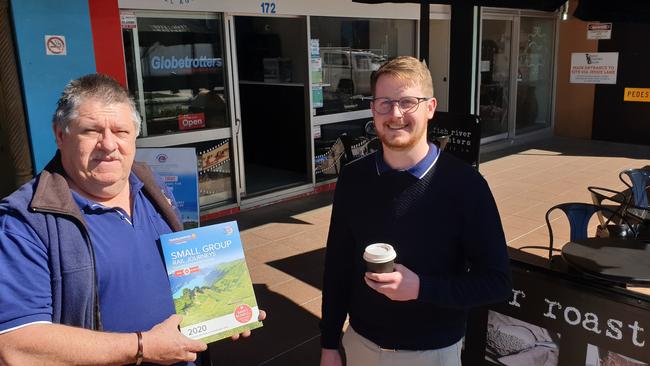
363;243;396;263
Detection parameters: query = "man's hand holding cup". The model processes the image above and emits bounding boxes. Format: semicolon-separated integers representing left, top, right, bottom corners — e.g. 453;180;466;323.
363;243;419;301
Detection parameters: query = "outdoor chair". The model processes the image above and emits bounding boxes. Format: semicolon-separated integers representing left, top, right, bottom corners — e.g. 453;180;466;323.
619;168;650;208
586;167;650;227
518;202;637;261
587;186;631;227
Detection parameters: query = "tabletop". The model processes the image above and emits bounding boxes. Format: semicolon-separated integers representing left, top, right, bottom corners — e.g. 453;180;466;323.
561;237;650;285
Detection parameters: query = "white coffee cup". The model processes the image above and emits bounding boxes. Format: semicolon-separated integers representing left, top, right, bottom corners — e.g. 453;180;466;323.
363;243;397;273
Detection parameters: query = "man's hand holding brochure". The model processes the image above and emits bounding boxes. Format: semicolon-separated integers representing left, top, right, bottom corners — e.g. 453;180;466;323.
160;221;264;344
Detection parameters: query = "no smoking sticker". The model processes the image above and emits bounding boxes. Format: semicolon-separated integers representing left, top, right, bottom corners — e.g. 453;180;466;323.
45;35;66;56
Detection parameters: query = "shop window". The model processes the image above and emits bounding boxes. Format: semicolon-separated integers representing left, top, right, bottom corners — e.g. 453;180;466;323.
325;52;349;66
125;16;230;137
310;17;416;117
314;119;379;181
124;14;235;209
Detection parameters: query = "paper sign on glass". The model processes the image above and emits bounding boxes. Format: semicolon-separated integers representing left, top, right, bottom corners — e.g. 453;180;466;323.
135;148;199;230
160;221;262;343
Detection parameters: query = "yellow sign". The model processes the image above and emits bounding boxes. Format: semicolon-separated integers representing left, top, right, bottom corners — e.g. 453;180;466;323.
624;88;650;102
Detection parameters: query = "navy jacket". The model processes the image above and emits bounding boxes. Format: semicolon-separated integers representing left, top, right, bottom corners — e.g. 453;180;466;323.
0;152;182;330
320;151;512;350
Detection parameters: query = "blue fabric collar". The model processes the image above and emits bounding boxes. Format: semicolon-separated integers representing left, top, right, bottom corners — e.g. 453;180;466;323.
71;173;144;211
375;143;439;179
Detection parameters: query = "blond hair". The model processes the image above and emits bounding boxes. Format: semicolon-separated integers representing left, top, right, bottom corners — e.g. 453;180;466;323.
371;56;434;97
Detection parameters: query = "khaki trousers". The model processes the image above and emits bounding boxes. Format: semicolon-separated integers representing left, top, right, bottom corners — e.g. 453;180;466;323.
342;326;462;366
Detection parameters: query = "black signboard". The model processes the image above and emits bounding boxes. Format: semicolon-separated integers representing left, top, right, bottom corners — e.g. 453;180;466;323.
464;258;650;366
428;112;481;169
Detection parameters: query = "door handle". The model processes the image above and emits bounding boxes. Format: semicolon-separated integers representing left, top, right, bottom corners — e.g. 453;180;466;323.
235;118;241;135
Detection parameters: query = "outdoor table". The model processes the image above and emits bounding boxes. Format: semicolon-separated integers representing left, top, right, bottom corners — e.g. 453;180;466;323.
561;237;650;286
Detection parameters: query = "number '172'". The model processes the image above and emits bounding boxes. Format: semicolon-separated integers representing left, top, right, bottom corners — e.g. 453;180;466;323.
260;2;276;14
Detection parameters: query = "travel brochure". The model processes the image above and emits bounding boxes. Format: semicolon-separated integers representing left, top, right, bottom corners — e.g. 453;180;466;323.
160;221;262;343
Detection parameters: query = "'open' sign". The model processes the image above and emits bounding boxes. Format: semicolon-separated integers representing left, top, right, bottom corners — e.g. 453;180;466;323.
178;113;206;131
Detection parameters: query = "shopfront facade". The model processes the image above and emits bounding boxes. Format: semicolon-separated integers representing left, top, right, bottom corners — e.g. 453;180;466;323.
9;0;561;219
118;0;432;218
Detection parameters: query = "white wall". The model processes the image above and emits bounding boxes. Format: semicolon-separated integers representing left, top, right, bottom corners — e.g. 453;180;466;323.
119;0;449;20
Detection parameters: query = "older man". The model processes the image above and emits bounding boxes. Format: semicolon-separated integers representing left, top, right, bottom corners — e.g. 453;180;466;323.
0;74;261;365
320;57;511;366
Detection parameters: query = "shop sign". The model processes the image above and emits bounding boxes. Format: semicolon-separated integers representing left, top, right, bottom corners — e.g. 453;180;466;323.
178;113;205;131
120;12;137;29
428;113;480;168
151;55;222;71
163;0;194;5
587;23;612;40
144;46;222;77
624;88;650;102
45;35;66;56
463;262;650;365
570;52;618;84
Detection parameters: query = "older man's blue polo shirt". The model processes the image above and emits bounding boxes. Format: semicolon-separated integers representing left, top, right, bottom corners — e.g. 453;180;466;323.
71;173;177;333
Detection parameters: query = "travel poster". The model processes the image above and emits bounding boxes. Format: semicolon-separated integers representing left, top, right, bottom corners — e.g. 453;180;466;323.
160;221;262;343
135;148;199;229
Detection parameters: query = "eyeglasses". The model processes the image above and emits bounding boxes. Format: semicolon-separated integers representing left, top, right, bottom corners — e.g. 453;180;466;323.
371;96;433;115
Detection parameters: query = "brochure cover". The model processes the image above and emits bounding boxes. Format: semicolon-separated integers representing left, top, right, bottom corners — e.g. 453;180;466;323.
160;221;262;343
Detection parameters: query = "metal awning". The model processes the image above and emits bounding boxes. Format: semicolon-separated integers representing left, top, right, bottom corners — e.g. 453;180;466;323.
352;0;566;12
574;0;650;23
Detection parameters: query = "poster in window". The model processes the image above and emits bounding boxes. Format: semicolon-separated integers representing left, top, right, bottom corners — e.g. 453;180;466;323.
136;147;199;229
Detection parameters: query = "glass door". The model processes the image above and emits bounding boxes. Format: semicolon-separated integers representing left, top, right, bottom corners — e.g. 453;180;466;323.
429;19;450;112
479;11;557;143
479;17;514;141
123;12;238;210
515;17;555;135
229;15;311;199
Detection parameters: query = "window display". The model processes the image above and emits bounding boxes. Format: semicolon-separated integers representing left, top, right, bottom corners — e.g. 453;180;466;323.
183;139;234;206
124;14;235;209
128;16;229;137
310;17;416;116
